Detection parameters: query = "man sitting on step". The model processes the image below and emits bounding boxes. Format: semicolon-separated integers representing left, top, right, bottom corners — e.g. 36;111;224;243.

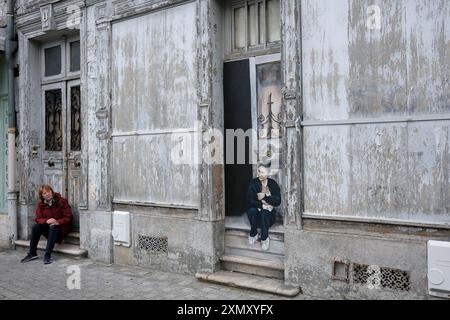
246;163;281;251
20;184;73;265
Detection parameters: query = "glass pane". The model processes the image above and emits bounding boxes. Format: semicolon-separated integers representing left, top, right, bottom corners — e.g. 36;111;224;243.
45;89;63;151
44;45;61;77
259;2;264;44
248;4;258;46
70;85;81;151
266;0;281;43
257;62;282;139
234;7;246;49
70;41;80;72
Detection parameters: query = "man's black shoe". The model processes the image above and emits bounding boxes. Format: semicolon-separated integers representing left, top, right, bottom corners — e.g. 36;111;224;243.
21;254;38;263
43;255;52;264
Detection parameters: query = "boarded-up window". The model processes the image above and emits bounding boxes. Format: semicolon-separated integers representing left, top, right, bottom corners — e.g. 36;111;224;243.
111;3;199;207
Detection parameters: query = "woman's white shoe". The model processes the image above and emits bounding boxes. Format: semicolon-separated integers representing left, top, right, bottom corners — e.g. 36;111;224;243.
248;235;258;245
261;237;270;251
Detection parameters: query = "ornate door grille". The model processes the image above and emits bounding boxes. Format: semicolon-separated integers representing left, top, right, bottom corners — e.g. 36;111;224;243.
45;89;63;151
70;85;81;151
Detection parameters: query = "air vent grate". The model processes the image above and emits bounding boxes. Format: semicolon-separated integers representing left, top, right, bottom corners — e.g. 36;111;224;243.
353;263;410;291
137;235;168;254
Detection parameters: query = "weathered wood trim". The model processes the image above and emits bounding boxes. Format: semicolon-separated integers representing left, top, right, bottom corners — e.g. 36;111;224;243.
112;199;199;210
111;128;197;138
281;0;302;229
195;0;225;222
301;115;450;127
302;213;450;230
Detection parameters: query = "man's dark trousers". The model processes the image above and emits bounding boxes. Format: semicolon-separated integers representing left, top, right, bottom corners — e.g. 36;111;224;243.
247;207;276;241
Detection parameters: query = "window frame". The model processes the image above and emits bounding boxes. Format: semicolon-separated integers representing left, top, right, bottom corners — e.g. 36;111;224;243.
41;40;66;83
66;35;81;79
225;0;281;59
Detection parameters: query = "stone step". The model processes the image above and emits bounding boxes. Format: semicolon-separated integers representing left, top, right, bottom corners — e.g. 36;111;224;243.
63;232;80;245
225;245;284;263
225;224;284;240
195;271;301;297
15;239;87;258
225;230;284;255
220;254;284;280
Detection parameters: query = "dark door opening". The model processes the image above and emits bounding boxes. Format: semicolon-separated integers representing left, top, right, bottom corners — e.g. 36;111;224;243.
223;59;253;217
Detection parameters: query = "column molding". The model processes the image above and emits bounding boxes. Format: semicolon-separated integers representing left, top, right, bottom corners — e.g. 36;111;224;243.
281;0;303;229
196;0;225;222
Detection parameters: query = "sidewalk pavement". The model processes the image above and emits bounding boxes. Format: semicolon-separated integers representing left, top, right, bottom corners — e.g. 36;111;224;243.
0;249;311;300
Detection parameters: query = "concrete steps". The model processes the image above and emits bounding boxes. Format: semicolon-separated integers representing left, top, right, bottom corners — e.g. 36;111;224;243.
220;254;284;279
15;232;87;258
221;222;286;281
63;232;80;245
225;229;285;256
196;271;301;297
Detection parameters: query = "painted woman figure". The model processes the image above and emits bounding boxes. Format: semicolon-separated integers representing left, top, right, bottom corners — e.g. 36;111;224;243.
246;164;281;251
21;185;73;264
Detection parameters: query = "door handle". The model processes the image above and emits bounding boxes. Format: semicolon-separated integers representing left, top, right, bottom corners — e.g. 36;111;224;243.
75;161;81;167
47;158;55;167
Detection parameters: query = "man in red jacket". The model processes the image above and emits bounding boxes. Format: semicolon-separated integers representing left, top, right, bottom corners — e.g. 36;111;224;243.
21;185;73;264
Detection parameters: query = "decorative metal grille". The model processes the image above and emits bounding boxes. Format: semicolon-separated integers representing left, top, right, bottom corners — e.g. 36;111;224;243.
45;89;62;151
258;92;282;139
257;62;282;139
70;85;81;151
352;263;410;292
137;235;168;254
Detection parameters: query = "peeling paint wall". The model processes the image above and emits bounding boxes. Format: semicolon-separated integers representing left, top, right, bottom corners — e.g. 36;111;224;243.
301;0;450;224
0;1;5;51
111;2;199;206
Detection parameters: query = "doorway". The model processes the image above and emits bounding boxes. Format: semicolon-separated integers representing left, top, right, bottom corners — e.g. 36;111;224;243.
223;54;283;225
40;37;82;230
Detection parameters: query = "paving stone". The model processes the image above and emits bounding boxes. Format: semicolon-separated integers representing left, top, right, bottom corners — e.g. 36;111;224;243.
0;249;310;300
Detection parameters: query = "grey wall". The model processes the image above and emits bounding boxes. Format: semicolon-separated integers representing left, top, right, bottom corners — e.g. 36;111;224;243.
112;211;224;274
111;2;199;207
284;223;450;299
301;0;450;224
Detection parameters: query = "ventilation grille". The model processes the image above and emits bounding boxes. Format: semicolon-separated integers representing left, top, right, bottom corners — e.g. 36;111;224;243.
352;263;410;292
137;235;168;254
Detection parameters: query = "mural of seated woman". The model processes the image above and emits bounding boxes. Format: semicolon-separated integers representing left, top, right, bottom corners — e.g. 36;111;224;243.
246;163;281;251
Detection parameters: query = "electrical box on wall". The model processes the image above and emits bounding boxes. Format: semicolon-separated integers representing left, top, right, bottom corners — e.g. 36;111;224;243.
428;240;450;299
112;211;130;247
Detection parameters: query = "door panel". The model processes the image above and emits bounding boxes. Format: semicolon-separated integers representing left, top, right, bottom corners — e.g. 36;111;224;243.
43;160;64;195
42;80;82;230
42;83;66;200
254;60;283;184
224;59;253;216
66;80;82;230
253;58;283;222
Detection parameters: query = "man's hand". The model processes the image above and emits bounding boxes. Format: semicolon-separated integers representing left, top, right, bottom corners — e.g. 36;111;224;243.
46;218;58;225
257;193;265;200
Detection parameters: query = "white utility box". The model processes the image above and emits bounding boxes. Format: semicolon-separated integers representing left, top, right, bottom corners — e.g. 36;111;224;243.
428;240;450;299
112;211;130;247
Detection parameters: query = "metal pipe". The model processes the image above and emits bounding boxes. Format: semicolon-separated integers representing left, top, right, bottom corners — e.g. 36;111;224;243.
5;0;17;245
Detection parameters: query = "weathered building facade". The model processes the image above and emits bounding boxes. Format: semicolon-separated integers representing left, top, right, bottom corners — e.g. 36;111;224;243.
0;0;9;248
0;0;449;299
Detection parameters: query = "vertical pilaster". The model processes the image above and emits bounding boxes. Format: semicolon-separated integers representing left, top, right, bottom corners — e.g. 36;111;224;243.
281;0;302;229
86;3;112;212
196;0;224;222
